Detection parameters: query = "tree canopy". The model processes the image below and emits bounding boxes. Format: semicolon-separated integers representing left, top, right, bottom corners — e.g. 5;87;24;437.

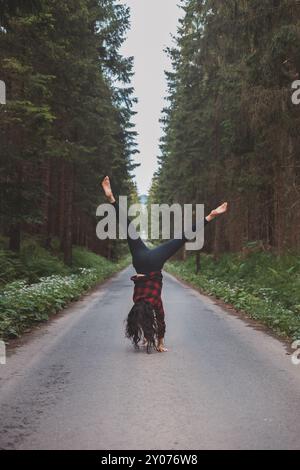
153;0;300;254
0;0;138;262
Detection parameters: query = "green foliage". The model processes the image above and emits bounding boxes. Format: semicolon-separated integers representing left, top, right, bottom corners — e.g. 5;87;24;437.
0;251;129;339
0;250;24;285
20;240;69;281
0;269;99;338
167;252;300;341
0;241;69;286
72;246;129;277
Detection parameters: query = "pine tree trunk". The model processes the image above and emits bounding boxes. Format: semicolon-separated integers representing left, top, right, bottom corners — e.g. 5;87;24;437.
8;165;22;252
59;161;65;250
9;223;21;252
42;157;51;248
63;162;74;265
195;252;200;274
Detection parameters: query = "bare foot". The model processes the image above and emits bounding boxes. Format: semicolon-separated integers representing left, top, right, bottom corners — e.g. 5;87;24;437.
211;202;228;217
157;345;168;353
156;340;168;353
205;202;228;222
101;176;115;203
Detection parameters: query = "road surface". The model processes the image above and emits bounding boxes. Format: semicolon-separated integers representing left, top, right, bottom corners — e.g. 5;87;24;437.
0;267;300;450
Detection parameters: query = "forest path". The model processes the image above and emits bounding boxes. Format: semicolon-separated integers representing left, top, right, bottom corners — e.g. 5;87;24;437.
1;267;300;450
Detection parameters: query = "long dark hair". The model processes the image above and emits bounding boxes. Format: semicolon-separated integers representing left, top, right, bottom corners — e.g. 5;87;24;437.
125;301;158;353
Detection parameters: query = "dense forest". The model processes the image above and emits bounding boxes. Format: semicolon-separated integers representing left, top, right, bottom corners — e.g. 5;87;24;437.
152;0;300;256
0;0;138;264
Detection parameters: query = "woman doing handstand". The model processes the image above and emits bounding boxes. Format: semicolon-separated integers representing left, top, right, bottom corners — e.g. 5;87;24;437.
101;176;228;353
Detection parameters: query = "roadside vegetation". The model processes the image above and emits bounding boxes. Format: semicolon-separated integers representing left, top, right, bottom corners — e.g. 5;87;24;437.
166;250;300;341
0;240;129;340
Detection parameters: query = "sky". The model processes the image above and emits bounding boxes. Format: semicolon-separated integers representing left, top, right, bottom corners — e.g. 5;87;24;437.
119;0;182;195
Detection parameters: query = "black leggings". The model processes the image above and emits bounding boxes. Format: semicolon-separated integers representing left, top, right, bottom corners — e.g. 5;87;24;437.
113;202;209;274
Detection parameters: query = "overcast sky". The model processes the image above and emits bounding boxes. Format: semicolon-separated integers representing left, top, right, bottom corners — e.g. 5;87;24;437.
120;0;182;195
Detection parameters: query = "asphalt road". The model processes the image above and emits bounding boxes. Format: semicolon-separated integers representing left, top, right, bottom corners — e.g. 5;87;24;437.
0;267;300;450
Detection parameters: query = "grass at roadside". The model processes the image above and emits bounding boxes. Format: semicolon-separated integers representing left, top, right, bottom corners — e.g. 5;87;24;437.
0;247;129;340
166;252;300;341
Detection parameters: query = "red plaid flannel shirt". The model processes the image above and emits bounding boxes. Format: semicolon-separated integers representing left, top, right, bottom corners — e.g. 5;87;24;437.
130;271;166;337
